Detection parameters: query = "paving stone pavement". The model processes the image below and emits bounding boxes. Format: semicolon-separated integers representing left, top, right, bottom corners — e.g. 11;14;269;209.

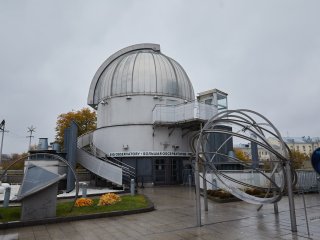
0;186;319;239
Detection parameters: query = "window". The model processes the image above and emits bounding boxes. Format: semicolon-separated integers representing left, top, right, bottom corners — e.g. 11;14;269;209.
303;146;306;151
205;99;212;105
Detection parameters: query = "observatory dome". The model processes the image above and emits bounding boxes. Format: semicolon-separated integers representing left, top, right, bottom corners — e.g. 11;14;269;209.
88;43;195;107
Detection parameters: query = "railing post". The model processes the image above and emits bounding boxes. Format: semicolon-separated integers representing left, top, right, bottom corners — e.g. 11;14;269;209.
195;159;201;227
81;182;88;198
203;169;208;212
130;179;135;196
3;186;11;208
285;161;297;232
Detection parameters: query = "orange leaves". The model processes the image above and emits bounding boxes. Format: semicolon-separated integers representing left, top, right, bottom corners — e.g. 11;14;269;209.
74;193;121;207
98;193;121;206
55;107;96;146
74;198;94;207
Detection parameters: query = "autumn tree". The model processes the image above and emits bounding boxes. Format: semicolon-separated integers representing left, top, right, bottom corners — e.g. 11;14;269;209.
234;148;251;162
290;149;310;169
55;108;96;146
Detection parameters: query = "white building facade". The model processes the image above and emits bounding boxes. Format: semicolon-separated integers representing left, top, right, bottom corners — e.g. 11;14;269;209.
87;43;227;185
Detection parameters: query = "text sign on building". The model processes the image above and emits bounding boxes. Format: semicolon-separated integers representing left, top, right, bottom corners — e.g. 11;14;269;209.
108;151;193;158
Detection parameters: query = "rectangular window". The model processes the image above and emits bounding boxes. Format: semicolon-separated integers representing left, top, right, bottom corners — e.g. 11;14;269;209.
205;99;212;105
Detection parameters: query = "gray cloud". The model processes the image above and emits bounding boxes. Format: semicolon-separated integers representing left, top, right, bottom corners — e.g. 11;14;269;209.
1;0;319;153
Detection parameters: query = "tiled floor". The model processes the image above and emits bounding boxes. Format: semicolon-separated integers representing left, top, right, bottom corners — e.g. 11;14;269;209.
1;186;319;239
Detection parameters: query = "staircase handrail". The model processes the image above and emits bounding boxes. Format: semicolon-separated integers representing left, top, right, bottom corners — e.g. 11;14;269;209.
89;144;135;176
77;131;136;180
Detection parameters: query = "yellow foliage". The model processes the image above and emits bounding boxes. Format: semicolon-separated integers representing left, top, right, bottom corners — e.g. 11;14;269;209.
74;198;94;207
98;193;121;206
290;150;310;169
55;108;96;146
234;148;251;162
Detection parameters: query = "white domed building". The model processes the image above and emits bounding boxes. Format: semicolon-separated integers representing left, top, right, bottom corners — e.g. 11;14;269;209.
84;43;228;185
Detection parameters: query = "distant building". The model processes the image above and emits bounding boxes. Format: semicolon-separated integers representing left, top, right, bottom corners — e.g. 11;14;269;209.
235;136;320;170
282;137;320;155
234;143;271;162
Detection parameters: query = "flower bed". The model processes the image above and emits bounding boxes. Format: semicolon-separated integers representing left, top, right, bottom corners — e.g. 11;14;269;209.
98;193;121;206
0;194;150;223
75;198;94;207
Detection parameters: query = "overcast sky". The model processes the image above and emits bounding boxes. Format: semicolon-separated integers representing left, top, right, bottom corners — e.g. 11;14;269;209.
1;0;320;154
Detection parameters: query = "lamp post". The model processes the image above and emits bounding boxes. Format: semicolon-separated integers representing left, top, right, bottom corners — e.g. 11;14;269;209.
26;126;36;150
0;120;6;166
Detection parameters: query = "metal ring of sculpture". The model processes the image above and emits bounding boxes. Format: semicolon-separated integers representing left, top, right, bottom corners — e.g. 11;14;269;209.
195;109;296;205
0;153;79;211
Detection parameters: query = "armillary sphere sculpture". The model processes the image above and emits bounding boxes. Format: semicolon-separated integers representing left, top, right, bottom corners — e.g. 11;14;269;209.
193;109;297;232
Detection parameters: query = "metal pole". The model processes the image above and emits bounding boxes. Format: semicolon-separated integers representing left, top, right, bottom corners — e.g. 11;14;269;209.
271;160;279;214
26;126;36;150
0;120;5;165
195;122;202;227
130;179;135;196
3;186;11;208
285;160;297;232
300;190;310;236
203;166;208;212
273;197;279;214
81;183;88;198
195;159;201;226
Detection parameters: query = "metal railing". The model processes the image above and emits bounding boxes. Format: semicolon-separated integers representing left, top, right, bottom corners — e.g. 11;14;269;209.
152;101;218;124
77;131;136;183
295;170;320;192
89;144;136;180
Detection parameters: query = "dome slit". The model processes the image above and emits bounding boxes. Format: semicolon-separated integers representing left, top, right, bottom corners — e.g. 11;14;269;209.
164;55;179;97
151;53;158;93
131;52;140;93
110;56;124;97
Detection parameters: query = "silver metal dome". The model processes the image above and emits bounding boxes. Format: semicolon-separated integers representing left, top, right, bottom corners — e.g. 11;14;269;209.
88;43;195;107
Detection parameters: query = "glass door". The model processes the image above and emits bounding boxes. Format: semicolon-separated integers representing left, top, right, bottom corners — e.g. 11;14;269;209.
154;159;180;185
154;159;165;184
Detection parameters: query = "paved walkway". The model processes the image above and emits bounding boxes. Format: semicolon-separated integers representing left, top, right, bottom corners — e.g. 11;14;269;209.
1;186;320;239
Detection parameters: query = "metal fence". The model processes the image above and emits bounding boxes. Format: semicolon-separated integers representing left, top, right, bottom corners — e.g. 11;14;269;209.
1;169;91;184
153;101;217;124
295;170;320;192
198;169;320;193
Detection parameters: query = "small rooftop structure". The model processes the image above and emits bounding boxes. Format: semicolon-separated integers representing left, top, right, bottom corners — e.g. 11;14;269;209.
197;88;228;111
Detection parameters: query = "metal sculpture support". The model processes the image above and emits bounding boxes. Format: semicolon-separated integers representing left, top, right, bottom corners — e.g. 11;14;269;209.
194;109;297;232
